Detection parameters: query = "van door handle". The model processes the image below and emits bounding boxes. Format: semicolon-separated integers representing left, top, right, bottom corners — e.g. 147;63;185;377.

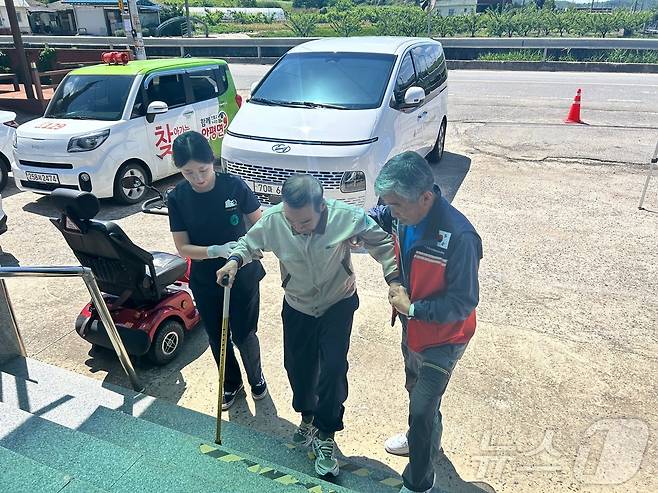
183;110;194;117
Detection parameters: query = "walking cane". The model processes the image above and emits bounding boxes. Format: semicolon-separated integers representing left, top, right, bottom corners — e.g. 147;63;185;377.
215;274;231;445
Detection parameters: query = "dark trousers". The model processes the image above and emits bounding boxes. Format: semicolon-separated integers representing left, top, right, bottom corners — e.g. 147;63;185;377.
281;293;359;434
191;278;263;392
401;321;467;492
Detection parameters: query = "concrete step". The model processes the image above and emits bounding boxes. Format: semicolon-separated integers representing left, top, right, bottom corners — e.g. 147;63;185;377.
0;369;353;493
0;443;107;493
0;400;291;493
1;356;403;492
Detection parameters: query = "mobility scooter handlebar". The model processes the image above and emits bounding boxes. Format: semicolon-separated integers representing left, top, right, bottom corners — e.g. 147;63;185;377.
141;195;169;216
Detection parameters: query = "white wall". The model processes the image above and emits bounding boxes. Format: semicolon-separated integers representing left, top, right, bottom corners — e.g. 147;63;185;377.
436;0;477;16
188;7;286;22
0;6;31;32
73;6;108;36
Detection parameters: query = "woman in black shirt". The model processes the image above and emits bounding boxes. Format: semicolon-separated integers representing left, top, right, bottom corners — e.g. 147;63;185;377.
167;131;267;410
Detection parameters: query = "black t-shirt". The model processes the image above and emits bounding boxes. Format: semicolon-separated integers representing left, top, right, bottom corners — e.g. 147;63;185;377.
168;172;264;286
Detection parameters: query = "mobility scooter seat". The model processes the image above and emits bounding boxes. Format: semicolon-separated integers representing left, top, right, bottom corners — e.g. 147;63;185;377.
50;189;187;305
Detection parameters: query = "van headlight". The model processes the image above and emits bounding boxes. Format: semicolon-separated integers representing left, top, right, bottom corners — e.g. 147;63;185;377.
340;171;366;193
12;131;17;149
67;129;110;153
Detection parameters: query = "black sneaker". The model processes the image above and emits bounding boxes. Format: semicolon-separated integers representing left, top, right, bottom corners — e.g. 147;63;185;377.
251;378;268;401
222;383;244;411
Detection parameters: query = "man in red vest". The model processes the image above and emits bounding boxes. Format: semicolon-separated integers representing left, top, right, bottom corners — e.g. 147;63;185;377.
369;151;482;493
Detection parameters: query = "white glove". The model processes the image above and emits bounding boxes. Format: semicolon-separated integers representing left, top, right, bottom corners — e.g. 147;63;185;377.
207;241;238;259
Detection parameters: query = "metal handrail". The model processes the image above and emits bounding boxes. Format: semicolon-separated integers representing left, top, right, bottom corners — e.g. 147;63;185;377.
0;266;144;392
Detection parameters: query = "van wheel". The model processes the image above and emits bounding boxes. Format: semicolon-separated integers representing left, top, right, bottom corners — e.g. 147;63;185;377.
427;119;447;165
0;156;9;193
114;162;148;204
148;319;184;365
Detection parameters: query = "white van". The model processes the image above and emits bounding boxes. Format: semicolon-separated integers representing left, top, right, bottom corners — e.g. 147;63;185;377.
221;37;448;208
13;58;241;204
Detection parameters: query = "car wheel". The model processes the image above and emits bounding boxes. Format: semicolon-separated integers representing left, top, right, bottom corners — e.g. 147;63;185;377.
113;162;148;205
0;157;9;193
147;319;184;365
427;118;447;165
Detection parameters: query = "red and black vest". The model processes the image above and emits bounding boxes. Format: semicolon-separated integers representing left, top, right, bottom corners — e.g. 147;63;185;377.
393;194;479;352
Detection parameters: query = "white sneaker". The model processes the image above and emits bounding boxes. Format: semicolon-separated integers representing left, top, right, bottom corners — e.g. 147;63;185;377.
385;432;409;457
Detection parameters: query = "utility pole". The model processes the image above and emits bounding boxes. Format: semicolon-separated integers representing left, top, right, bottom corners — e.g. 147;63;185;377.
122;0;146;60
5;0;34;99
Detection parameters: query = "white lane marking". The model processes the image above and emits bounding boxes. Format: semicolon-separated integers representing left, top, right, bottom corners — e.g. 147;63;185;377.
607;99;642;103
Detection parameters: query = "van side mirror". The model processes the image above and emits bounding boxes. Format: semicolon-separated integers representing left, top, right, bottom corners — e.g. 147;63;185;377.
403;87;425;107
146;101;168;123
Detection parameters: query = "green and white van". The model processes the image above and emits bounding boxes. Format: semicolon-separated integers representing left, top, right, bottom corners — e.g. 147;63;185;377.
13;58;241;203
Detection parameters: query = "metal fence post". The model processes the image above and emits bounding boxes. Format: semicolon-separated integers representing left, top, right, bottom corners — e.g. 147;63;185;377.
0;266;144;392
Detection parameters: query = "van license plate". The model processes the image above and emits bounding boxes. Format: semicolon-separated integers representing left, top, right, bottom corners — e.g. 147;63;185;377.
253;181;282;196
26;171;59;184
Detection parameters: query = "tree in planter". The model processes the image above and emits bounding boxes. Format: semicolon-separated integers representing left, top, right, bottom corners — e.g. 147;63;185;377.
326;0;364;36
286;12;319;36
0;51;11;73
37;45;56;72
460;12;482;37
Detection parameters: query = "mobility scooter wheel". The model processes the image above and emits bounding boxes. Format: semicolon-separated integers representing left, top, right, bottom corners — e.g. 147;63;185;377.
148;319;185;365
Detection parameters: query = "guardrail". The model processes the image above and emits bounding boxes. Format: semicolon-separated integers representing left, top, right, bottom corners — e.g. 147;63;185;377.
1;35;656;60
0;266;144;392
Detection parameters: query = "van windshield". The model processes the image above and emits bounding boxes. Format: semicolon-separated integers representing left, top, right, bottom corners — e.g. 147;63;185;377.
45;75;135;121
252;52;396;110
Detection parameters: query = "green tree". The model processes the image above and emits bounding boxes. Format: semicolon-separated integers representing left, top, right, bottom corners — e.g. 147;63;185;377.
326;0;364;36
432;13;458;37
589;12;616;38
286;12;319;36
460;12;483;37
374;6;426;37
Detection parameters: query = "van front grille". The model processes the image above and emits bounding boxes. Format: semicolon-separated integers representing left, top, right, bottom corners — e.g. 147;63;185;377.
225;160;344;190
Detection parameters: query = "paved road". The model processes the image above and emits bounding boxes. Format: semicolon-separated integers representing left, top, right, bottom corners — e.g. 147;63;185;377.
232;66;658;165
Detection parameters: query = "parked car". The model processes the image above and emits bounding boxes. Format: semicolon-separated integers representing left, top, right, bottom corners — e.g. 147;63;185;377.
0;110;18;192
221;37;448;208
13;57;242;204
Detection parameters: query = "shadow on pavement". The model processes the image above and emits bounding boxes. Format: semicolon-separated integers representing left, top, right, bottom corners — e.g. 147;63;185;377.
433;453;496;493
86;322;209;406
431;151;472;204
20;174;182;221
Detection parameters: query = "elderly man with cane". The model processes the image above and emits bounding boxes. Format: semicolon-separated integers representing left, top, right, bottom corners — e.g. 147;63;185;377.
369;151;483;493
216;173;399;479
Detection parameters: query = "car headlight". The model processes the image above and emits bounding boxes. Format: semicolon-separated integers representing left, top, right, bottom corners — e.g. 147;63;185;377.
340;171;366;193
67;129;110;153
12;131;17;149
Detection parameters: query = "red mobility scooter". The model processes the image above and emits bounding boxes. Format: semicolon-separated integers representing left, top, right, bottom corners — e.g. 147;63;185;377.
50;183;200;365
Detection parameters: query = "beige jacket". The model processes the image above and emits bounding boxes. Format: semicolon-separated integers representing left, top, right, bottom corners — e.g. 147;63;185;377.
230;199;399;317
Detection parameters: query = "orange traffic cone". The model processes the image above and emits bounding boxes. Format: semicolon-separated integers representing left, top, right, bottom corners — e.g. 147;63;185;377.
565;88;585;124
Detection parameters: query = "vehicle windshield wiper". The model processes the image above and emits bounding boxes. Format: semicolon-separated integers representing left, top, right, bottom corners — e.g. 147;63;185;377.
249;97;284;106
285;101;350;110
